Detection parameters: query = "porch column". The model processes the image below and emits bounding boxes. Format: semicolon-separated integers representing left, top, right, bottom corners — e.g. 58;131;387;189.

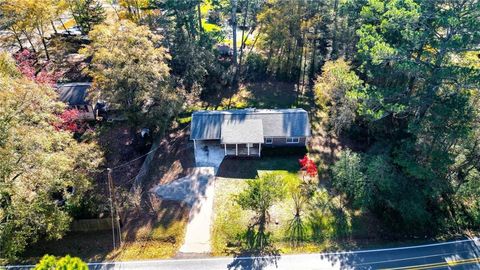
258;143;261;157
224;144;227;155
247;144;250;156
235;144;238;156
193;139;197;162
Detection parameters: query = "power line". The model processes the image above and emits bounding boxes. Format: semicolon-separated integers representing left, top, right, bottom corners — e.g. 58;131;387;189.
109;123;191;171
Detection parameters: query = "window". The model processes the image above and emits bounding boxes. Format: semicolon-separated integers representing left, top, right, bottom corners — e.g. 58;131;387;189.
286;137;300;143
265;137;273;144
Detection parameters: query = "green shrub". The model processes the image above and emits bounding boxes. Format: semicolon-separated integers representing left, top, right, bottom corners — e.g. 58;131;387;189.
34;254;88;270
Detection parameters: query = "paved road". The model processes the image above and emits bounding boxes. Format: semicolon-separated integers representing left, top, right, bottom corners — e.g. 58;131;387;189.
6;238;480;270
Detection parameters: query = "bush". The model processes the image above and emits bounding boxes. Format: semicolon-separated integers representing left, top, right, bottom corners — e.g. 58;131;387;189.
244;52;268;82
34;255;88;270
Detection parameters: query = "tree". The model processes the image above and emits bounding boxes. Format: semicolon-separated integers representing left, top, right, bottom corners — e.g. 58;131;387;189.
68;0;106;34
81;20;183;131
17;0;64;60
285;173;308;247
34;254;88;270
0;0;38;52
118;0;151;23
351;0;480;232
151;0;227;98
313;59;363;134
299;155;318;178
256;0;334;85
0;53;102;262
331;149;366;208
1;0;68;59
13;49;62;86
235;173;286;250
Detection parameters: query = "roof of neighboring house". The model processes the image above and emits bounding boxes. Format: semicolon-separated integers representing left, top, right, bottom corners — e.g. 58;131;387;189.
190;108;311;140
221;119;264;144
55;82;91;106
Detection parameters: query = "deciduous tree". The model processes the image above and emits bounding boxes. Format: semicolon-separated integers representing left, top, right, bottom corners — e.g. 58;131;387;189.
81;20;183;131
236;173;286;250
0;53;102;262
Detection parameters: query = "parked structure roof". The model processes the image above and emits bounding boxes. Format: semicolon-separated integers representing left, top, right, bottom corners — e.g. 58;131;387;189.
190;108;311;141
56;82;91;106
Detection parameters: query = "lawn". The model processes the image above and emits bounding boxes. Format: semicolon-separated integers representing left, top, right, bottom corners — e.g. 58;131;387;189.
212;171;327;256
219;81;298;110
21;201;188;263
212;150;381;256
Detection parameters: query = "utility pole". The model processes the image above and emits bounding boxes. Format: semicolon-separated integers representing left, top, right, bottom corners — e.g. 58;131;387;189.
107;168;123;249
107;168;116;250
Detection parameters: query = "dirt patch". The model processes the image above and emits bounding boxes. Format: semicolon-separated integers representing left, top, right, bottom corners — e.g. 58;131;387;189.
96;123;149;190
145;126;196;187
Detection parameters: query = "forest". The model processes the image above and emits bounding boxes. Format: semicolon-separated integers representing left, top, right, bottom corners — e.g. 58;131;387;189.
1;0;480;264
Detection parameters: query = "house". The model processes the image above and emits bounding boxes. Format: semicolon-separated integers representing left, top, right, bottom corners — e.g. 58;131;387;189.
56;82;95;120
190;108;310;158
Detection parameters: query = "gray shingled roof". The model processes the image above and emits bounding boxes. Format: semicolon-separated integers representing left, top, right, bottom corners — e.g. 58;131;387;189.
190;108;311;140
221;119;264;144
56;82;91;106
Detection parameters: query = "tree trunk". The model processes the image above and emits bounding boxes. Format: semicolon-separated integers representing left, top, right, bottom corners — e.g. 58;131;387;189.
231;0;238;66
235;0;250;81
41;37;50;60
11;27;24;50
309;37;317;87
197;2;203;32
22;30;36;53
331;0;339;60
50;20;58;34
59;18;71;35
238;0;250;66
37;27;50;60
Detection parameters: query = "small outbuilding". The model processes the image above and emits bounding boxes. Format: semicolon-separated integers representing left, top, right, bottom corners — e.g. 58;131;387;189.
56;82;96;120
190;108;310;158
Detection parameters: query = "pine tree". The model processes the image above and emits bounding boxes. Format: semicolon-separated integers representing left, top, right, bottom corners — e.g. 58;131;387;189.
68;0;106;34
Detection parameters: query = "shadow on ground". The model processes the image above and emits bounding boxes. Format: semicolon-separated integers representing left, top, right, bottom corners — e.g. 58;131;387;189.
227;247;281;270
217;147;306;179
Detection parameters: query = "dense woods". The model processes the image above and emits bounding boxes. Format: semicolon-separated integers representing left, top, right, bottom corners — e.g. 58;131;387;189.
1;0;480;263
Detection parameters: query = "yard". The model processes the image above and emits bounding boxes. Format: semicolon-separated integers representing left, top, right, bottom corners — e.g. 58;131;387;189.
211;148;385;256
18;124;193;264
21;201;188;263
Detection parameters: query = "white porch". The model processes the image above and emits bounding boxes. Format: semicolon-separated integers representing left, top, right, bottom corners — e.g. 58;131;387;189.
223;143;261;157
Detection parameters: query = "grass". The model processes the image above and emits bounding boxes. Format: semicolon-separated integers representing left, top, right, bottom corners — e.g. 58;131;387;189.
62;18;76;30
212;170;327;256
113;215;188;260
219;81;298;110
202;19;222;32
216;148;305;179
212;151;382;256
21;202;188;263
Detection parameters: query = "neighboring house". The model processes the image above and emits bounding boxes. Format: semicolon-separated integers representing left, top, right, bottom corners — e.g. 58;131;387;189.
56;82;96;120
190;108;311;157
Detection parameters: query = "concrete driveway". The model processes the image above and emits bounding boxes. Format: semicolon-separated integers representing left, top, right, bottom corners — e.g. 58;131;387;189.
194;141;225;169
153;167;216;254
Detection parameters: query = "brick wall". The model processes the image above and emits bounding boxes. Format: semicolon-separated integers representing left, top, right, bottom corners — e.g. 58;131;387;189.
264;137;306;147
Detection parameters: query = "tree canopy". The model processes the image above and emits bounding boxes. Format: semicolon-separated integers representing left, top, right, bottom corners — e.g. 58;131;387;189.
0;53;102;262
81;20;183;131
